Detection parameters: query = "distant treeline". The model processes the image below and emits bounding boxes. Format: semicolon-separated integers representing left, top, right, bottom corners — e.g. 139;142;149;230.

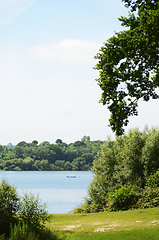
0;136;104;171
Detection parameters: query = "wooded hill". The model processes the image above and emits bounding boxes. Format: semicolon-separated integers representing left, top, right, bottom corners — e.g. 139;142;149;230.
0;137;104;171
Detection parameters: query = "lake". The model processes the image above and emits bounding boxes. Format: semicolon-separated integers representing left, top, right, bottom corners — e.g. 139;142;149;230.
0;171;93;214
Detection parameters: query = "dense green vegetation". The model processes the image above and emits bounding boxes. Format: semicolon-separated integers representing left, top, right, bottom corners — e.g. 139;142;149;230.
0;136;104;171
94;0;159;135
74;127;159;213
0;179;56;240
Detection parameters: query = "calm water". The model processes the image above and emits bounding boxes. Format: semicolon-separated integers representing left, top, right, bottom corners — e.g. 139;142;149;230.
0;171;93;214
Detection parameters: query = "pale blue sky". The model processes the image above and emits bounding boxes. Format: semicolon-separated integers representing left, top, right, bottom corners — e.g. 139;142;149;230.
0;0;158;145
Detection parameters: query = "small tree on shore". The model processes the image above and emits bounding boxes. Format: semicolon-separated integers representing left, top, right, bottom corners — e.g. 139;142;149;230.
0;179;50;237
0;179;19;236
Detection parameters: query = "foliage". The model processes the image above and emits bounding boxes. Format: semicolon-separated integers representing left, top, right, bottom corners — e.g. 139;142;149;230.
18;192;50;230
94;0;159;135
136;187;159;209
0;179;51;239
9;222;57;240
75;127;159;213
81;135;90;142
0;179;19;236
9;222;33;240
146;170;159;188
142;128;159;176
0;137;104;171
108;185;137;211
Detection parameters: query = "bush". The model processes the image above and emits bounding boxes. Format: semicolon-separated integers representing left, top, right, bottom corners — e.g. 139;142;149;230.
0;179;51;238
0;179;19;236
18;192;50;231
10;221;35;240
73;199;98;214
136;187;159;209
146;170;159;188
9;222;57;240
108;185;137;211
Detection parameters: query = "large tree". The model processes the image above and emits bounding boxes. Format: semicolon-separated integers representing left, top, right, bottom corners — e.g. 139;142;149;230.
94;0;159;135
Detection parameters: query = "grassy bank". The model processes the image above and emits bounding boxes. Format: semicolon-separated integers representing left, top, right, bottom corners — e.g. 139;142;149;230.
46;208;159;240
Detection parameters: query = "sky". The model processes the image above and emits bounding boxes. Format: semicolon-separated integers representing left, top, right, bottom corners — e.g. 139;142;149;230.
0;0;159;145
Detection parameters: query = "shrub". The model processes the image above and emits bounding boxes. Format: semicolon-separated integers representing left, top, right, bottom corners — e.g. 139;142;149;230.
9;221;57;240
9;221;35;240
136;187;159;209
108;185;137;211
18;192;50;231
0;179;19;236
0;179;51;238
146;170;159;188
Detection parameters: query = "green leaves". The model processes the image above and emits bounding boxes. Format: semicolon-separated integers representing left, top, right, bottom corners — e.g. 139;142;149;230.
0;179;19;216
18;192;50;230
95;0;159;135
0;178;60;240
79;127;159;213
0;179;19;236
108;185;136;211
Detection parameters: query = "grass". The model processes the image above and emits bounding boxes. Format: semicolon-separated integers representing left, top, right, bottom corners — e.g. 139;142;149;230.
45;207;159;240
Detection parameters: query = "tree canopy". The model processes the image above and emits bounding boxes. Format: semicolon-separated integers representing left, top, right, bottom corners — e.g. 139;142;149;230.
0;137;104;171
94;0;159;135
